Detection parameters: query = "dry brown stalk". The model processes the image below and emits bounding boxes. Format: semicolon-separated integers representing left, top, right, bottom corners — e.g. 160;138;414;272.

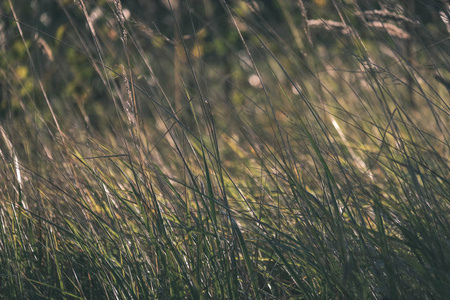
366;21;410;39
356;9;419;26
307;19;350;35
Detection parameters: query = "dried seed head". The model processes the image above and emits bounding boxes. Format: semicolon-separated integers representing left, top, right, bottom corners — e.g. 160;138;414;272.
114;0;128;43
356;9;419;26
366;21;410;39
307;19;350;35
120;64;136;126
37;37;54;62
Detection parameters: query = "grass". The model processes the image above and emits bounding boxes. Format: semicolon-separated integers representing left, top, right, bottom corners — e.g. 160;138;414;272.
0;0;449;299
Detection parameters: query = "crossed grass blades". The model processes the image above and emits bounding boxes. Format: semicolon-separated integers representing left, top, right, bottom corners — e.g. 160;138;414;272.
0;0;449;299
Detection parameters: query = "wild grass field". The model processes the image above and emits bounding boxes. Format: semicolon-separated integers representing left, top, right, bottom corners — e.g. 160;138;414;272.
0;0;449;299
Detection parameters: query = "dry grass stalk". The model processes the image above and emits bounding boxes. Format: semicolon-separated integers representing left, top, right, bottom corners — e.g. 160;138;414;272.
357;9;419;26
298;0;312;45
37;37;54;62
307;19;350;35
366;21;410;39
120;64;136;126
114;0;128;43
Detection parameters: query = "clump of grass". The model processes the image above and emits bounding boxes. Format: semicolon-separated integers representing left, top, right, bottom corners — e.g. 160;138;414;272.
0;0;449;299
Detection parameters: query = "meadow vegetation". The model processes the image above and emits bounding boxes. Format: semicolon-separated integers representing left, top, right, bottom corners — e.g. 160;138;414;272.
0;0;449;298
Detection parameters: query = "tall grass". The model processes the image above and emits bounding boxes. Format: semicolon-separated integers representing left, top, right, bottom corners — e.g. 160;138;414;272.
0;0;449;299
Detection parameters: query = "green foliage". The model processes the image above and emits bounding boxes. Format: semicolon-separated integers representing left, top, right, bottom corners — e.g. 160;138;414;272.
0;0;449;299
